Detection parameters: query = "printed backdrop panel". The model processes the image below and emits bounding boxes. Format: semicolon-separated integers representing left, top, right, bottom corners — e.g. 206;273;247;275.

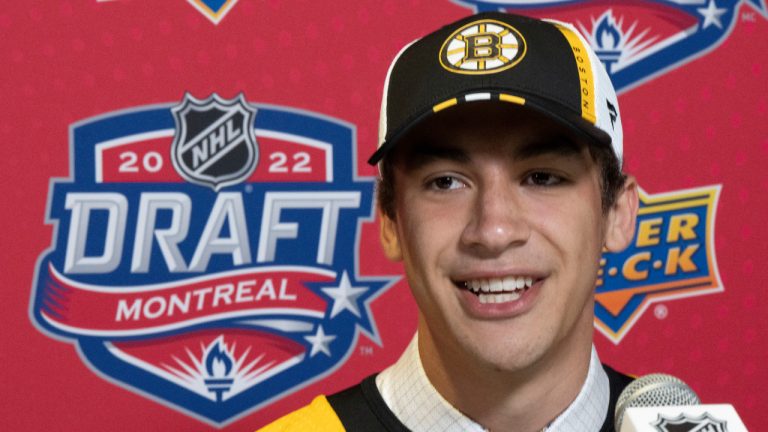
1;0;766;430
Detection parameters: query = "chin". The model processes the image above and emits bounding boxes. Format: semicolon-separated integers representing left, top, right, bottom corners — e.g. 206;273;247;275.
463;333;549;374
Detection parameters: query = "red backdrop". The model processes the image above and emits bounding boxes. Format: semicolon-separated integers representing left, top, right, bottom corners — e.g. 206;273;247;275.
1;1;766;430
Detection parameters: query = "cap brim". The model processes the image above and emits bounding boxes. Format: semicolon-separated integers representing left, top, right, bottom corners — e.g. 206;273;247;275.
367;95;612;166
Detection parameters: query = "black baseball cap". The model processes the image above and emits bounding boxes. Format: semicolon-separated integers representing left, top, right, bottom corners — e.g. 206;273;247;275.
368;12;623;166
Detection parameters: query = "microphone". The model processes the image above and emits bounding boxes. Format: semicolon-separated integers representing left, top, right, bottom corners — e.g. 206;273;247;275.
614;373;748;432
614;373;699;431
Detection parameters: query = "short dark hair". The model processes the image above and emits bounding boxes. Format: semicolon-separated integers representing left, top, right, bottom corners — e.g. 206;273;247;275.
376;141;626;219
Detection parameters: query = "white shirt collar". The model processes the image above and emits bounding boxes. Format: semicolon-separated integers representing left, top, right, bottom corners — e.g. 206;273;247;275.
376;335;609;431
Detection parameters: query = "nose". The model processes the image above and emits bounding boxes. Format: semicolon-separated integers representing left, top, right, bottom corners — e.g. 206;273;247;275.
459;177;531;256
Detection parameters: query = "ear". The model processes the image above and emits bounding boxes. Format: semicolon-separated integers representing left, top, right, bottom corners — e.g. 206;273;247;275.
604;175;639;252
379;210;403;261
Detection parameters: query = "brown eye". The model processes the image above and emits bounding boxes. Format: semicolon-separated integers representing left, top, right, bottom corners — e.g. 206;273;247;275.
526;172;562;186
430;176;465;190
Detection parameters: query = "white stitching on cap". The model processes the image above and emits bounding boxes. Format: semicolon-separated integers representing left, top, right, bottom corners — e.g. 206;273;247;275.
464;92;492;102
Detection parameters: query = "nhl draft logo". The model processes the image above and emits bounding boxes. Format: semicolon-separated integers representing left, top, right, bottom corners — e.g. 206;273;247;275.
653;412;729;432
455;0;768;91
171;94;258;191
30;94;395;426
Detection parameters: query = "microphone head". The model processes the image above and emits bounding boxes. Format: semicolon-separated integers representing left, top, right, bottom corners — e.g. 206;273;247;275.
614;373;700;431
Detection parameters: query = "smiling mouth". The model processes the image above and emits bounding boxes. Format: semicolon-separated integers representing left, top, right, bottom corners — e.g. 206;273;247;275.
457;276;535;304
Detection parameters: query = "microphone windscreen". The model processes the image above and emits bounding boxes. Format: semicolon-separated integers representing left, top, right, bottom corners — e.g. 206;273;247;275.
614;373;700;431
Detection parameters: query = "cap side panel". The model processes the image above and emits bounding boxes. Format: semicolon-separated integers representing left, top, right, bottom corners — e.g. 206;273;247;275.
553;24;597;125
587;36;624;163
379;40;418;148
545;18;623;163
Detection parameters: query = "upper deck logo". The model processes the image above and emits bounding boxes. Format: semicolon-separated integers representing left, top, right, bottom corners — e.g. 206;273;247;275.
171;94;258;191
30;94;395;426
595;186;722;343
454;0;767;91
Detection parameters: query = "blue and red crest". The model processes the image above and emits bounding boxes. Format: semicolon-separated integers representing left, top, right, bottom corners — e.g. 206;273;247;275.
454;0;767;91
30;94;395;426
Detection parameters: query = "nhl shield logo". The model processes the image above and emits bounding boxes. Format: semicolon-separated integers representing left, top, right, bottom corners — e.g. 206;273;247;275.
171;93;258;191
653;412;729;432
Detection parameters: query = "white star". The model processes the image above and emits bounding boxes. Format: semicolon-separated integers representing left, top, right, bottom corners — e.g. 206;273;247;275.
321;271;368;318
304;325;336;357
698;0;728;29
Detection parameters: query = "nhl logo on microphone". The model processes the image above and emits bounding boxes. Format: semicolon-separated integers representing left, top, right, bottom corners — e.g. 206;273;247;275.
653;412;728;432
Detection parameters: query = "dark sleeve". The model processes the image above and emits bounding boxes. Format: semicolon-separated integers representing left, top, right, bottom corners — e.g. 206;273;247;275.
600;364;635;432
326;374;412;432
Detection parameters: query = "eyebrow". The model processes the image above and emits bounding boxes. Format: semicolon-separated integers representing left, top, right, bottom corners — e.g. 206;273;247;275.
404;144;471;169
513;135;585;160
402;134;585;169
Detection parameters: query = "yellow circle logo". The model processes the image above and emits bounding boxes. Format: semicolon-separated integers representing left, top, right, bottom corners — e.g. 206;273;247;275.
439;19;527;75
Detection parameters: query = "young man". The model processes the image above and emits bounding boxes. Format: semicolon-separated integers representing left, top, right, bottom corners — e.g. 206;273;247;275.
260;11;639;432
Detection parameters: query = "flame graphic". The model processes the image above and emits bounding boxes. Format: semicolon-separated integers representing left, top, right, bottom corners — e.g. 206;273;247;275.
576;10;659;74
205;341;234;378
122;334;306;403
596;15;622;50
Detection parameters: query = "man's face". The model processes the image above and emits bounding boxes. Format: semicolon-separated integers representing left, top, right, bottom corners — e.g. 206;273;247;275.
380;103;636;374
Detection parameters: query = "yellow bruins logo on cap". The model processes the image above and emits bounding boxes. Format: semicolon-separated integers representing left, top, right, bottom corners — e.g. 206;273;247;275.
439;19;526;75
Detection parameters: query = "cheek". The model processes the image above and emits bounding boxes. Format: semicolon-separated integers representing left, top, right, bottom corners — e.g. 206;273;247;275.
393;196;467;304
531;188;606;270
395;189;465;263
395;207;450;274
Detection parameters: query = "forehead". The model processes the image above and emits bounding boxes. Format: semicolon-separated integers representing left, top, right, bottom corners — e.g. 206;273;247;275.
389;102;591;165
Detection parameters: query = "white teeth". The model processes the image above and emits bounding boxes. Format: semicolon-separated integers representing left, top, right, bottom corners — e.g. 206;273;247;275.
490;278;503;292
503;277;516;291
464;276;535;295
478;291;522;304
